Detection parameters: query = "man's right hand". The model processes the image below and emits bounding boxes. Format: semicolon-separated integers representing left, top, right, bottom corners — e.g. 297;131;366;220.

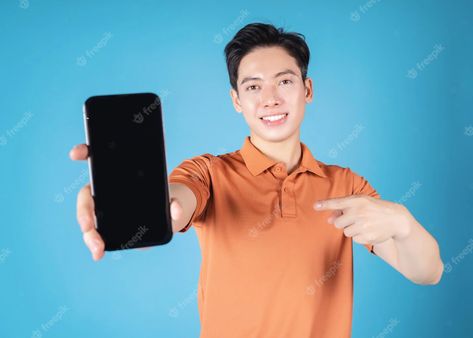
69;144;187;261
69;144;105;261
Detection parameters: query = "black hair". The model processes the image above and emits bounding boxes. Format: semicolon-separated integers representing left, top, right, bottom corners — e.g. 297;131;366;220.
224;22;310;92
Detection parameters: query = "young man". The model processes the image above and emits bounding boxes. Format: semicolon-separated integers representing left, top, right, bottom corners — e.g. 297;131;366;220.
70;23;443;337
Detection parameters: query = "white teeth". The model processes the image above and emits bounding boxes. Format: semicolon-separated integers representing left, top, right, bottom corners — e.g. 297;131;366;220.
262;113;286;121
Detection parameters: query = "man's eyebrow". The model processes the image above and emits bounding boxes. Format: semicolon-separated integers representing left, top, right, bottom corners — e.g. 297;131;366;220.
239;69;298;86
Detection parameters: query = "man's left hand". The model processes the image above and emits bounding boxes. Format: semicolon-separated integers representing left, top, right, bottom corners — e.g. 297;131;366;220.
314;195;413;245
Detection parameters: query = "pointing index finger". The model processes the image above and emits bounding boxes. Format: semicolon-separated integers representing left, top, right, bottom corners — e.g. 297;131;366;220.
314;195;360;211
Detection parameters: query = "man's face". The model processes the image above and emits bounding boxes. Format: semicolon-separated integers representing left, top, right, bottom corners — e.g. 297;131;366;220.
230;46;313;143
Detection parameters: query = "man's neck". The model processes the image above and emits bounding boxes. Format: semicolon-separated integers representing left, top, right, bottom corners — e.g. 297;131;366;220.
249;131;302;174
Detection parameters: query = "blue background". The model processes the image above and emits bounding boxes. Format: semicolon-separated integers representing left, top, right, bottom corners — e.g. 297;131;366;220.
1;0;472;337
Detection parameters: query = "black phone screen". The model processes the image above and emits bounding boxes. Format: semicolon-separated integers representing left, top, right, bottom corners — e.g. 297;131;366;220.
83;93;172;251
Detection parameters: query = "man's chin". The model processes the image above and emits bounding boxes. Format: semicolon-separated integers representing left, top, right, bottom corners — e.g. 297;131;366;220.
251;128;299;144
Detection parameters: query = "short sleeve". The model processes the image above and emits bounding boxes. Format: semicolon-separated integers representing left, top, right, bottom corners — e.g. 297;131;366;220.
168;154;213;232
349;168;381;254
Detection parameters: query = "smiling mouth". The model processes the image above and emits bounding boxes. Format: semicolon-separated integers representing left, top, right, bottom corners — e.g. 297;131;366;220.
259;113;289;122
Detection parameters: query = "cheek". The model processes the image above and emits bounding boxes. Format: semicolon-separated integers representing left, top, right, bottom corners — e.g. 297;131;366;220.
281;87;305;106
239;97;259;115
290;91;307;114
238;101;259;125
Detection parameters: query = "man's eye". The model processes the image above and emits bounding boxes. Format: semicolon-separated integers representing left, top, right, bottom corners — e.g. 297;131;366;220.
246;85;259;91
280;79;293;85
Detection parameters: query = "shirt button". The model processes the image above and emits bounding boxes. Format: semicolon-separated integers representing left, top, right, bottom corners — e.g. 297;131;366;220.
275;167;281;172
283;187;289;192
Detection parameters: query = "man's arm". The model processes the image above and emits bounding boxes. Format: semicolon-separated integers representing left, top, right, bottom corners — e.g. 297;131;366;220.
371;207;444;285
169;183;197;233
315;196;444;285
168;153;213;233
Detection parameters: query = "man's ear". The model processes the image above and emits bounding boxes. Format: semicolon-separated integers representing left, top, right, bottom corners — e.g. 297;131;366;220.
304;77;314;103
230;88;243;113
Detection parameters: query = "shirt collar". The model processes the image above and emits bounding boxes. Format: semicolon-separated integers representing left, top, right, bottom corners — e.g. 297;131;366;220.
239;136;327;178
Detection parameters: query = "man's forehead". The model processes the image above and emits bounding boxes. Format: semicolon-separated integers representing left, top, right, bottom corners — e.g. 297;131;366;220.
239;69;299;85
238;47;301;80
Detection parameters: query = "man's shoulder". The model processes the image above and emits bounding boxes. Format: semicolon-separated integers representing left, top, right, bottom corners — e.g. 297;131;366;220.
318;160;378;196
181;149;243;169
315;159;353;178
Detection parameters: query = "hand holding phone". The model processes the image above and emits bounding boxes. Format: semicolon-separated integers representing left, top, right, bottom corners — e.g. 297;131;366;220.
69;92;178;259
69;144;186;260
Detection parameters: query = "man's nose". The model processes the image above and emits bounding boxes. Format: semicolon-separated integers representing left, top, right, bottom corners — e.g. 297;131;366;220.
261;86;281;108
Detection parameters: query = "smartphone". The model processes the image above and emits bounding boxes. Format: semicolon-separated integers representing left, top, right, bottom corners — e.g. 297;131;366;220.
83;92;173;251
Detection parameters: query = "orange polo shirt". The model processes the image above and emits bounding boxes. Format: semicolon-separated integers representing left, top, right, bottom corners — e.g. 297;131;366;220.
169;136;380;338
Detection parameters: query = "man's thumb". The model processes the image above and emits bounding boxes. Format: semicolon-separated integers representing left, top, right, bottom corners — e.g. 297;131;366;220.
170;198;183;221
